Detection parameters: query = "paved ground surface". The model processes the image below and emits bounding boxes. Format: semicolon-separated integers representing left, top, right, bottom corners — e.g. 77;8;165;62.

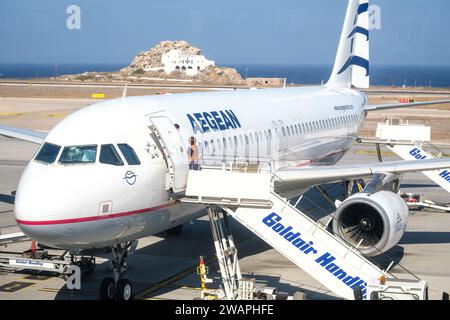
0;93;449;300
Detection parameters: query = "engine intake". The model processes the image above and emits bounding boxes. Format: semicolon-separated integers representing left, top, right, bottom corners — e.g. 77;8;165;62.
332;191;409;256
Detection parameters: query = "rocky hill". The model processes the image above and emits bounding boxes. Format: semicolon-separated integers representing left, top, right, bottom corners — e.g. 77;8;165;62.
57;40;244;86
121;40;202;73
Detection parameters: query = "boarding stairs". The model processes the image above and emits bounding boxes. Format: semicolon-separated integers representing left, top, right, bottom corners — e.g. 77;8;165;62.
181;165;427;300
359;118;450;194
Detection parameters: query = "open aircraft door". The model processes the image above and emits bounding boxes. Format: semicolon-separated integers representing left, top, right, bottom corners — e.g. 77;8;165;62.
148;116;188;193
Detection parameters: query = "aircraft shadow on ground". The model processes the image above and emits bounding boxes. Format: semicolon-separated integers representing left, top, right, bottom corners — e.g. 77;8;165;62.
369;246;405;271
401;231;450;245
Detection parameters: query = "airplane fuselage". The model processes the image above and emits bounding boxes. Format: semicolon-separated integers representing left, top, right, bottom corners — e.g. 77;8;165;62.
14;86;367;250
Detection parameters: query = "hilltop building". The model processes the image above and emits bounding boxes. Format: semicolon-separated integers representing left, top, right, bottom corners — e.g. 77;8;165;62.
161;49;215;76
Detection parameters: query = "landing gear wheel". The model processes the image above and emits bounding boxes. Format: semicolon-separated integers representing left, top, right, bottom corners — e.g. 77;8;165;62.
100;277;116;300
116;279;133;300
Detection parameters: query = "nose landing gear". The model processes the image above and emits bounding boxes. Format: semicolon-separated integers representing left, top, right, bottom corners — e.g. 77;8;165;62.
99;240;137;300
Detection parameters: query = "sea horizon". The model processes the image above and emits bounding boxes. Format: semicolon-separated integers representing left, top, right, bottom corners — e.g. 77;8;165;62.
1;63;450;88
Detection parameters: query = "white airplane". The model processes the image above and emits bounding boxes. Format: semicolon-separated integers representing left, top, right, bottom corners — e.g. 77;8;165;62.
1;0;450;300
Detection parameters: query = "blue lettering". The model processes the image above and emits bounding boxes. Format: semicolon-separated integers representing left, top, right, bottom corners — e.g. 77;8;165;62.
187;109;241;133
315;252;336;267
262;212;281;227
194;113;210;133
409;148;427;160
225;110;241;128
262;213;367;298
211;111;226;130
410;148;420;156
333;269;348;280
343;276;361;287
203;112;219;131
279;226;292;236
220;111;235;129
187;114;203;134
284;231;300;242
326;263;340;273
439;170;450;182
273;223;285;233
292;237;306;248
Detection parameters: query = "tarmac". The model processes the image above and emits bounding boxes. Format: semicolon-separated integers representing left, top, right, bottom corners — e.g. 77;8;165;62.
0;94;450;300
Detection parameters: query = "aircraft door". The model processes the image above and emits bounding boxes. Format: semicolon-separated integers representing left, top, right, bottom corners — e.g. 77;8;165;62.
148;116;188;193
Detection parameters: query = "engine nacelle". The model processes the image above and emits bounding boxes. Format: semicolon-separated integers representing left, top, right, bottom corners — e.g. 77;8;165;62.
332;191;409;256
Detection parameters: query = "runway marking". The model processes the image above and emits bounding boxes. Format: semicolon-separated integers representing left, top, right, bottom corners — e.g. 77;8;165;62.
0;281;34;292
23;274;52;281
43;113;67;118
355;149;395;156
38;287;97;296
0;113;22;117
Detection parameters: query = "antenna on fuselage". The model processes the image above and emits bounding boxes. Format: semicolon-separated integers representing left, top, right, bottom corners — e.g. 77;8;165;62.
122;83;128;100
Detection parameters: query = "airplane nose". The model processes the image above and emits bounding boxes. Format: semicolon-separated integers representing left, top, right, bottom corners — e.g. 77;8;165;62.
14;178;81;245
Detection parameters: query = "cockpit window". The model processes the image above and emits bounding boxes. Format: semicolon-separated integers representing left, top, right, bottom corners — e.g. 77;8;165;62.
59;145;97;164
100;144;124;166
35;143;61;164
118;144;141;165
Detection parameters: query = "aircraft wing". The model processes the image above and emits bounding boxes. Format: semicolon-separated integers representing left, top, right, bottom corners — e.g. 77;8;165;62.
365;99;450;111
274;158;450;192
0;125;46;144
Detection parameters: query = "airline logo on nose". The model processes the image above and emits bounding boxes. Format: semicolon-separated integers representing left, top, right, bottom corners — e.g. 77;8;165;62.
124;171;137;185
187;109;241;134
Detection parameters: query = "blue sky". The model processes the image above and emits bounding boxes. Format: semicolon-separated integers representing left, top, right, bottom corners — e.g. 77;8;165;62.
1;0;450;66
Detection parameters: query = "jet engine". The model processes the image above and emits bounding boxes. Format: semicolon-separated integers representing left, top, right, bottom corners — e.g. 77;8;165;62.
332;190;409;257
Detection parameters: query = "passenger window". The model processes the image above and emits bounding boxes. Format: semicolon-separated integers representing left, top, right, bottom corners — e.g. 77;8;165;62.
118;144;141;165
35;142;61;164
100;144;124;166
217;139;221;151
223;138;227;149
59;145;97;165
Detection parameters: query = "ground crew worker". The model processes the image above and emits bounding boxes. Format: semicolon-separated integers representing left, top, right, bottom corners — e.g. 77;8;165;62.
188;136;200;170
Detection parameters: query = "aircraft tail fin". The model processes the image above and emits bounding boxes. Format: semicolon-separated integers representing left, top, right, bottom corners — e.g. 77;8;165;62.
327;0;370;89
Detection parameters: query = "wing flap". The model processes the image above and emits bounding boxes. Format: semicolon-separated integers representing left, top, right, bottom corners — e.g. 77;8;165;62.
274;158;450;192
0;125;46;144
365;99;450;111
